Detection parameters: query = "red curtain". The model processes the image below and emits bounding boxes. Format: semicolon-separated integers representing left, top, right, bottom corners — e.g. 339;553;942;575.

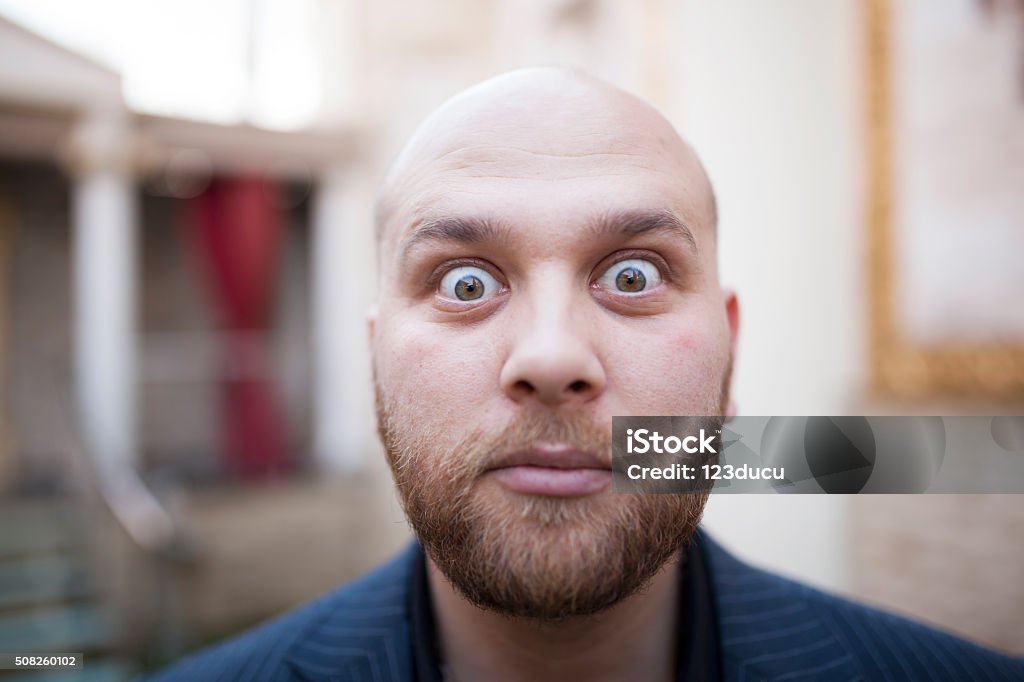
183;176;290;479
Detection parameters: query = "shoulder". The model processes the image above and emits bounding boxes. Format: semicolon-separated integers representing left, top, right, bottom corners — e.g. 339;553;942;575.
141;544;417;682
699;531;1024;681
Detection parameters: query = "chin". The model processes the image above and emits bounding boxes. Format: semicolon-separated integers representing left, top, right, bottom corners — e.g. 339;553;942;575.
428;485;696;620
477;479;615;526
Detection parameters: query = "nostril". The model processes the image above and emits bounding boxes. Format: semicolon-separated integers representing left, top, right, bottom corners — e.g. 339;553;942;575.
514;379;534;395
568;380;588;394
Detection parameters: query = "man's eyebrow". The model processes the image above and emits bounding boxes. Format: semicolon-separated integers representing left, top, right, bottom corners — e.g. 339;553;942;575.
398;209;698;263
587;209;698;253
400;216;510;262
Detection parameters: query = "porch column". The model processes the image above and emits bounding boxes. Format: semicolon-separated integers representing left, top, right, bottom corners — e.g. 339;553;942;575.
69;106;138;471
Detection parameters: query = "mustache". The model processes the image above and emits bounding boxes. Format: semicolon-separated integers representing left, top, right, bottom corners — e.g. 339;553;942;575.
466;410;612;475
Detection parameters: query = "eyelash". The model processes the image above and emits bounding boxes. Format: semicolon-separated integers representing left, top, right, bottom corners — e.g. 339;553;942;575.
426;257;504;293
592;249;674;288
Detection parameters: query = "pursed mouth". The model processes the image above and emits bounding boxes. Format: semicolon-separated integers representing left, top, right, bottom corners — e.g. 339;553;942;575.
487;445;611;472
485;445;612;497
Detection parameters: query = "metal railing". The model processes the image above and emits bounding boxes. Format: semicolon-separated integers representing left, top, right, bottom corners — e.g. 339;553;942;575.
63;411;201;663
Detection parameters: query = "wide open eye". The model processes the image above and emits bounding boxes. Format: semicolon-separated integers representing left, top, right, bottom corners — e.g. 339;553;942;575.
438;266;500;302
597;258;662;294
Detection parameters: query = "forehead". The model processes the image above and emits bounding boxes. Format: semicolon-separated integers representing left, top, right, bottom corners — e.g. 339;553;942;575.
381;133;713;260
376;77;716;260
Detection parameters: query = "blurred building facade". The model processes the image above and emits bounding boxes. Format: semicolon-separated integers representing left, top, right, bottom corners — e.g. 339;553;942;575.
0;0;1021;675
0;13;397;674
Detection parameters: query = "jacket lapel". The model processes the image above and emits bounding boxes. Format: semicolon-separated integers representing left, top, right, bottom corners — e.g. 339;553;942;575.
700;530;864;681
285;545;417;682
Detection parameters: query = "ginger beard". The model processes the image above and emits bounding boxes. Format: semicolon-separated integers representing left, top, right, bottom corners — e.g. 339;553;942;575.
374;360;731;620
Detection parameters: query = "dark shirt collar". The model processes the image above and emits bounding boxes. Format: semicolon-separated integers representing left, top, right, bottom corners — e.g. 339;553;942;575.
409;537;722;681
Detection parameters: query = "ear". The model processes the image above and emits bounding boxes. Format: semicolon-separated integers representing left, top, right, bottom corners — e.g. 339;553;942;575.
722;289;740;419
367;304;379;347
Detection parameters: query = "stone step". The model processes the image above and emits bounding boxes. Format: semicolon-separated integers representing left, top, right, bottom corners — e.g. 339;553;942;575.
0;556;94;612
0;501;80;560
0;605;113;655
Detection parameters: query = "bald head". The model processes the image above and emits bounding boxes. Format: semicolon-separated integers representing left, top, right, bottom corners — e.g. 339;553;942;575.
374;67;717;251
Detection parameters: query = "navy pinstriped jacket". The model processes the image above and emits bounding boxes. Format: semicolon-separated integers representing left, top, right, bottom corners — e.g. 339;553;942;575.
144;529;1024;681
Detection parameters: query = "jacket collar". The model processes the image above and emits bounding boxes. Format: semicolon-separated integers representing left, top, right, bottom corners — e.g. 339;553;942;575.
285;544;417;682
700;531;863;681
285;529;861;682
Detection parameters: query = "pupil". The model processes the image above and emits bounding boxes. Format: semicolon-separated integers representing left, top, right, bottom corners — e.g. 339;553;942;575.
455;275;484;300
616;267;645;292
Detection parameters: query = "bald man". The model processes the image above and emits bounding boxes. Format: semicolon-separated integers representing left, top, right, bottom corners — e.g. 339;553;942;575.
148;69;1023;682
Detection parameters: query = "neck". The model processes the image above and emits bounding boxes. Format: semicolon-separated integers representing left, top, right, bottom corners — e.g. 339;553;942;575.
426;554;682;682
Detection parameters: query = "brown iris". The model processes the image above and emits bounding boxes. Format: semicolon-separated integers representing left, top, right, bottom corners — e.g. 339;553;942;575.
615;266;646;292
454;274;485;300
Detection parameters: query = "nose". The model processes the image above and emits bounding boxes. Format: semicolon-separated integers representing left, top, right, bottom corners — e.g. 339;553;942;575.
499;295;607;408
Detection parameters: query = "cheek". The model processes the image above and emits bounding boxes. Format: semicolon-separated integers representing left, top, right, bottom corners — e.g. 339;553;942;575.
606;317;729;413
375;317;502;429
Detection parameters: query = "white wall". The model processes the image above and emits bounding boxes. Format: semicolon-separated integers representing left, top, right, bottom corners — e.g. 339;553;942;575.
674;0;864;594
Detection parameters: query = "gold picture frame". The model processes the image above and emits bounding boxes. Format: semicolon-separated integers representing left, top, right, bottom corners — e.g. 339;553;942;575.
865;0;1024;400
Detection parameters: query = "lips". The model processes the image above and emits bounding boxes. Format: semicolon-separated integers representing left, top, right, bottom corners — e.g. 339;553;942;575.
486;445;611;496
